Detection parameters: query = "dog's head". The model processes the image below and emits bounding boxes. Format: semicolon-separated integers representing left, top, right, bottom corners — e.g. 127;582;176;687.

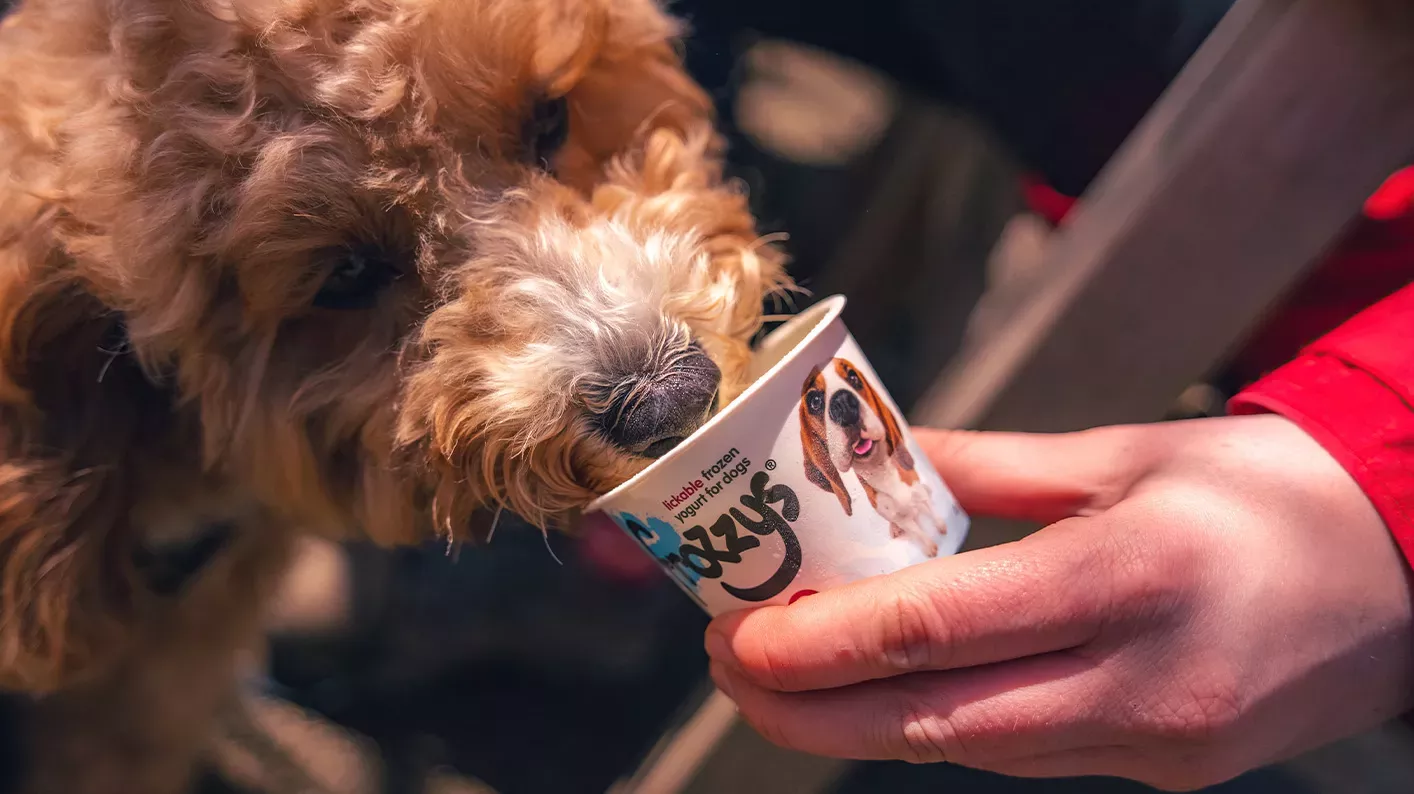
800;359;912;511
0;0;789;539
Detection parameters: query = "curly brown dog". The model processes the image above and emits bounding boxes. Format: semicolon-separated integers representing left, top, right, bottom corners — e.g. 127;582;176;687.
0;0;786;790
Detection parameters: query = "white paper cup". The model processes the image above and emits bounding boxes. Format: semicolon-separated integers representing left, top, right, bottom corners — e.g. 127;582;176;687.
588;296;969;615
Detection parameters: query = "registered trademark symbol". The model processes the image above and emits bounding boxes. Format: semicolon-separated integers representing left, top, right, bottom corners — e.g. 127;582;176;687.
764;459;777;471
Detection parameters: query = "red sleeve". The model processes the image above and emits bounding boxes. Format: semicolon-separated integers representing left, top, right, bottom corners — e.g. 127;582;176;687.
1229;283;1414;566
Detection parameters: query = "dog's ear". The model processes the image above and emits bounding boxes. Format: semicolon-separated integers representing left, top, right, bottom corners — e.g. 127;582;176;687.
0;243;166;693
799;367;851;515
855;364;914;472
802;430;851;516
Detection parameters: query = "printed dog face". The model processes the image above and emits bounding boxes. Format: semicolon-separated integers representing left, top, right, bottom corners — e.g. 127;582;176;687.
799;359;912;515
799;357;945;558
0;0;788;543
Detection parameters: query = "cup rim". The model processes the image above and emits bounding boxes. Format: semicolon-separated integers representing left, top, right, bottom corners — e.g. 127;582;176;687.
587;294;848;512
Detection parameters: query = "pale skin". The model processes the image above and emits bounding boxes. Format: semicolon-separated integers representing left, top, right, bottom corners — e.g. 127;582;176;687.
704;415;1414;791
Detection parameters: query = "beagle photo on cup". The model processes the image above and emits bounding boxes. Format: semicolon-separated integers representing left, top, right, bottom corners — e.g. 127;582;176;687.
799;359;948;557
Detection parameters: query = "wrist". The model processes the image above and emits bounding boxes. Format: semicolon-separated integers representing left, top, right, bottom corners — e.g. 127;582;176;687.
1232;355;1414;572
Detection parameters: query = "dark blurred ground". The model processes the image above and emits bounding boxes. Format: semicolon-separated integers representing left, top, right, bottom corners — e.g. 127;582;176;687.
263;528;713;794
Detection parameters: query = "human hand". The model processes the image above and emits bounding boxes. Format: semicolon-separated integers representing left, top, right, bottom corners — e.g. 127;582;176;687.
705;415;1414;790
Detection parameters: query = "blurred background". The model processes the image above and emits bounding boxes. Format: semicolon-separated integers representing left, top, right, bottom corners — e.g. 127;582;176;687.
5;0;1414;792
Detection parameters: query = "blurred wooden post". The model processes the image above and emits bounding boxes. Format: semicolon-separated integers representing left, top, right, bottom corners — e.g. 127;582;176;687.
641;0;1414;791
913;0;1414;438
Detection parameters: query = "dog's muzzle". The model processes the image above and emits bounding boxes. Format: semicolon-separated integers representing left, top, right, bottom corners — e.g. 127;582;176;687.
600;346;721;459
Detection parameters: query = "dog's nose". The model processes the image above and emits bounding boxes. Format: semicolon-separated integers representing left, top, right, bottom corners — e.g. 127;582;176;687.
829;389;860;426
603;348;721;458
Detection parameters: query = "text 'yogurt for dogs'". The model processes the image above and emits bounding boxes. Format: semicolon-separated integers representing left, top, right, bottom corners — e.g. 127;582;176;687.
589;296;969;616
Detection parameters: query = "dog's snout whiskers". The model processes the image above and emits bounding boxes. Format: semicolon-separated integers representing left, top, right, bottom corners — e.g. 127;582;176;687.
593;342;721;458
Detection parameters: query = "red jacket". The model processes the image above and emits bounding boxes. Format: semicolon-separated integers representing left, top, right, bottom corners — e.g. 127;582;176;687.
1023;172;1414;565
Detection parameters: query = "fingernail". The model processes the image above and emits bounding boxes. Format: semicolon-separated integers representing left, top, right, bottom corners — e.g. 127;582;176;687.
709;661;736;699
704;627;731;661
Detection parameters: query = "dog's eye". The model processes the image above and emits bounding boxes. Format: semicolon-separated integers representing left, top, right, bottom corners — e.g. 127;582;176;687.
524;96;570;169
313;245;398;310
805;389;825;416
845;370;865;390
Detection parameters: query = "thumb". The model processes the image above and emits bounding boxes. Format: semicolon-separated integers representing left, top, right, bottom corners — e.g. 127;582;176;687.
911;426;1153;524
